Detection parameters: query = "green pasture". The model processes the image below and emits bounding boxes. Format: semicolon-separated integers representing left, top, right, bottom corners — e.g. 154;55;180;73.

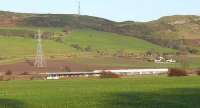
0;28;176;66
0;77;200;108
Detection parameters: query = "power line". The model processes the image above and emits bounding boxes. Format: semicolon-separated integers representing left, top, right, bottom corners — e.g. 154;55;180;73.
34;29;47;68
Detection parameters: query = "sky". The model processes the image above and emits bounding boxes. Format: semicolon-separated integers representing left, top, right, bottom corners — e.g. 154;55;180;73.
0;0;200;22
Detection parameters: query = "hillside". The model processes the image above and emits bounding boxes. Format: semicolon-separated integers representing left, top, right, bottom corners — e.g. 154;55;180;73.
1;11;200;53
0;29;174;63
65;29;174;53
116;15;200;51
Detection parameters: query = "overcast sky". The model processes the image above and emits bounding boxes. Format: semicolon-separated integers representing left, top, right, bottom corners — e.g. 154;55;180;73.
0;0;200;22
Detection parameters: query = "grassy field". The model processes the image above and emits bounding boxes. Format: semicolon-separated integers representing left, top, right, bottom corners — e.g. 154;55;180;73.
65;29;175;53
0;77;200;108
0;36;72;59
0;28;175;57
1;28;200;69
0;28;175;65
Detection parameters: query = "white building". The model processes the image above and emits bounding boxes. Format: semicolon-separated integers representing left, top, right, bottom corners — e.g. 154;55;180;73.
41;69;169;80
93;69;169;75
41;72;101;80
154;56;176;64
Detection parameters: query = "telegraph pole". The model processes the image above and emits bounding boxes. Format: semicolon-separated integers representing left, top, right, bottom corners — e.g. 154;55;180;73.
77;1;81;27
78;1;81;16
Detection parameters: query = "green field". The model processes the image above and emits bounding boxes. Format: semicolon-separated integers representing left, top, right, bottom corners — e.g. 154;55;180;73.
0;29;175;58
1;28;200;69
0;77;200;108
65;29;175;53
0;36;71;59
0;28;175;64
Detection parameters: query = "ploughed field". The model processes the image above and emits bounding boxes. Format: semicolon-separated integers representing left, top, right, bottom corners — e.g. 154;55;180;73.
0;76;200;108
0;59;132;74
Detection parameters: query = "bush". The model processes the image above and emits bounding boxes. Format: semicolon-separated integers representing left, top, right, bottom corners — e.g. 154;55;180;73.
85;46;92;52
196;70;200;76
54;37;65;43
0;75;4;81
70;44;82;51
187;47;199;54
168;68;188;77
100;71;121;78
64;66;71;72
5;70;13;76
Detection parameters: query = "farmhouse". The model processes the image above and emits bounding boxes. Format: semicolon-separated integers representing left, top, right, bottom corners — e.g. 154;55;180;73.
154;57;176;64
41;68;169;79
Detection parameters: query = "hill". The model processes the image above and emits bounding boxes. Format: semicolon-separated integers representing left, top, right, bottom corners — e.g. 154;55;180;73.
0;11;200;53
0;29;174;63
116;15;200;52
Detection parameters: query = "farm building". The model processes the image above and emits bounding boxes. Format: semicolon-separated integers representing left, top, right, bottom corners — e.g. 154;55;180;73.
41;68;169;79
94;68;169;75
41;72;101;80
154;57;176;64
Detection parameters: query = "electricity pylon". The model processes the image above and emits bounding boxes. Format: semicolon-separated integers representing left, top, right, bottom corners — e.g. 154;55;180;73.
34;29;47;68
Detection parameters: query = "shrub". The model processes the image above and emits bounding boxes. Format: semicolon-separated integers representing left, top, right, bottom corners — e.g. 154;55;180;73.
0;75;4;81
5;70;13;76
85;46;92;52
64;66;71;72
187;47;199;54
168;68;188;77
100;71;121;78
70;44;83;51
196;70;200;76
54;37;65;43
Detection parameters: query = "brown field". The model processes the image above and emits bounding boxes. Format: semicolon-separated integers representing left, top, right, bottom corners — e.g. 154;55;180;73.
0;59;128;75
